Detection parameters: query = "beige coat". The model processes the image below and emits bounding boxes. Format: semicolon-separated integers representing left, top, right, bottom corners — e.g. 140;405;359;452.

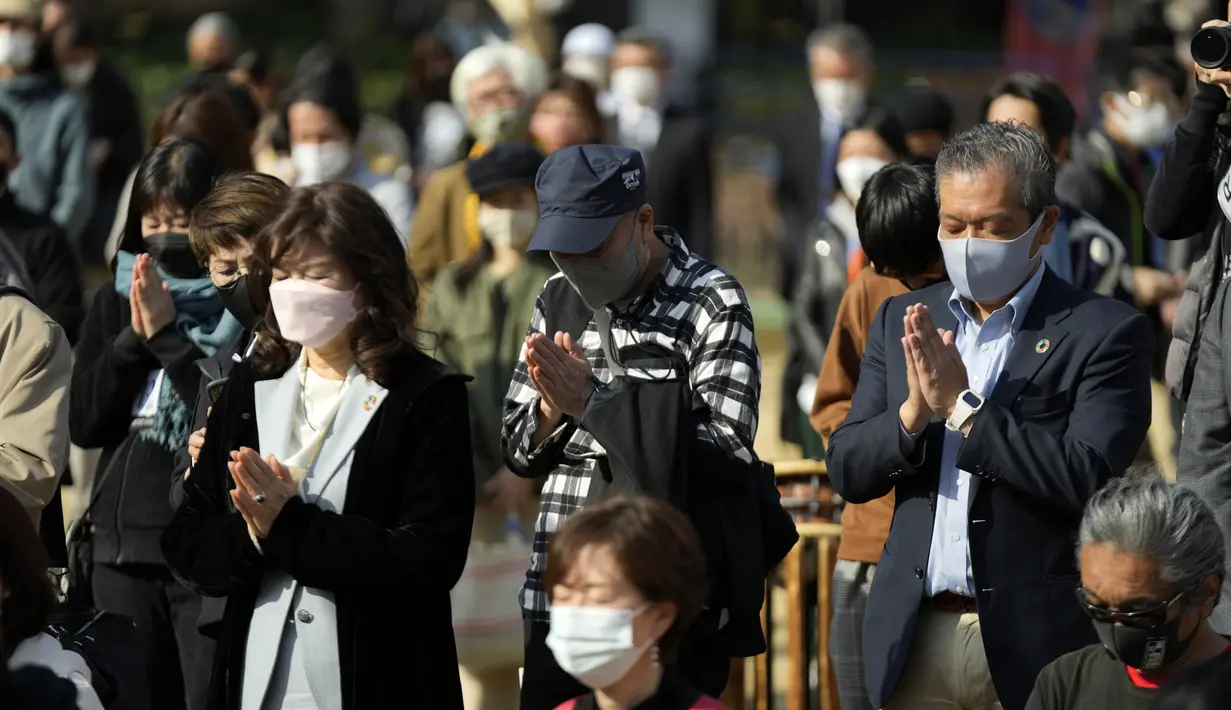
0;293;71;526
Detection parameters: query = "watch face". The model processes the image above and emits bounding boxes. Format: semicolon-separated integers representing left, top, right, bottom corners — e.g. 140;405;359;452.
961;391;982;408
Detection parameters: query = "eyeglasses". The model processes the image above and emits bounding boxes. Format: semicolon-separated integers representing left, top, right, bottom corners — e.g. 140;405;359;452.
1075;586;1189;630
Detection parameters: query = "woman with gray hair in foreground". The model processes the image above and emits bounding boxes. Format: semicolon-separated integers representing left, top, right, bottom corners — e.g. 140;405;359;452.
1025;471;1231;710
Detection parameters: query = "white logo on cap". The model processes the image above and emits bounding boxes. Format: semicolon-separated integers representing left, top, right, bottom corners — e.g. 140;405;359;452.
621;169;642;191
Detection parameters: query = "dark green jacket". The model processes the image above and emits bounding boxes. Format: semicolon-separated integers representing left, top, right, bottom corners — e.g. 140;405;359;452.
424;258;554;493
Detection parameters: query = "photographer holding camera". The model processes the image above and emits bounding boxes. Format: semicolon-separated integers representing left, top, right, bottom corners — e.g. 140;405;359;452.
1146;8;1231;407
1161;4;1231;638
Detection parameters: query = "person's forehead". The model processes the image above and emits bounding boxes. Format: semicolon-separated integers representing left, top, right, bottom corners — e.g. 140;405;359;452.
809;46;861;73
938;167;1022;211
562;543;623;586
611;42;660;66
275;239;333;268
288;101;338;126
1133;73;1174;98
840;129;889;154
472;69;513;89
1080;543;1168;600
986;94;1044;133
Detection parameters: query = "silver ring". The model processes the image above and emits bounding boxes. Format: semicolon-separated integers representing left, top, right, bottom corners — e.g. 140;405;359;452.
253;492;266;504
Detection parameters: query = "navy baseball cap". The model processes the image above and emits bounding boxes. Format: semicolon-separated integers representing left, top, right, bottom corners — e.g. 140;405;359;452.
528;144;648;254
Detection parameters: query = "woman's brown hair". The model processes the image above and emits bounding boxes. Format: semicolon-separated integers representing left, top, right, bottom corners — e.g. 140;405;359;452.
250;183;419;386
188;172;290;263
545;495;707;663
151;80;255;172
0;488;55;663
534;72;606;145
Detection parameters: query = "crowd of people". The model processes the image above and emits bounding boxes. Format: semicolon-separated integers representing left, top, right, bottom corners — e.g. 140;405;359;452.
1;1;1231;710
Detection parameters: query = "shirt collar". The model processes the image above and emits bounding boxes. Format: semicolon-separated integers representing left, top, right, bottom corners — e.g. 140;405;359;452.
947;261;1046;333
613;227;691;317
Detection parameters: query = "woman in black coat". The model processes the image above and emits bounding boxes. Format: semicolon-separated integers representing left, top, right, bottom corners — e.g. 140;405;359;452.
70;138;233;710
161;182;475;710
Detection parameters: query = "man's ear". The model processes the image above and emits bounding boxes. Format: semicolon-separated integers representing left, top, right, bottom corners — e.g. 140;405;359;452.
1033;205;1061;254
638;205;655;231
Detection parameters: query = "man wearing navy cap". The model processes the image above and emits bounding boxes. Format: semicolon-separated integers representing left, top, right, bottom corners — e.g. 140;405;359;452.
501;144;762;708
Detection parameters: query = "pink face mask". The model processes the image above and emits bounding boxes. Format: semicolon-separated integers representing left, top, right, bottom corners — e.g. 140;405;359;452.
268;279;359;348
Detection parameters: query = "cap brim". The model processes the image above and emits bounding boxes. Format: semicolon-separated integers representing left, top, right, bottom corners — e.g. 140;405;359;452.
526;212;623;254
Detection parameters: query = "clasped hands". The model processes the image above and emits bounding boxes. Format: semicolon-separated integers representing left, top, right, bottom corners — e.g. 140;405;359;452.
129;253;176;340
525;332;594;422
227;447;298;541
899;304;970;434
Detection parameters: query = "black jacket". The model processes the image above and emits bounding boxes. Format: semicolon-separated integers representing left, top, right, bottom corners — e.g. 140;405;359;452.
781;211;850;446
1057;128;1156;269
69;285;207;565
645;107;714;260
828;269;1154;710
0;193;83;344
161;349;475;710
1144;80;1231;401
169;331;249;513
166;330;250;638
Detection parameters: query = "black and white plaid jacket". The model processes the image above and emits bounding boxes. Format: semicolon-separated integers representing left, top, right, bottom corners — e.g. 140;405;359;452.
501;228;761;621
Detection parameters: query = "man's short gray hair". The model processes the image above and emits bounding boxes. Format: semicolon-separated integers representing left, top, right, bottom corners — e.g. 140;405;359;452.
1079;475;1225;597
188;12;241;48
806;23;873;66
934;121;1057;220
450;42;549;118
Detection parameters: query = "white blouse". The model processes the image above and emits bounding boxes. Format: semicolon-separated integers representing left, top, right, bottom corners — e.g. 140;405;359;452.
258;357;352;710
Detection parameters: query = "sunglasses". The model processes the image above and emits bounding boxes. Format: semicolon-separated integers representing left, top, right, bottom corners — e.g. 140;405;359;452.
1075;586;1189;630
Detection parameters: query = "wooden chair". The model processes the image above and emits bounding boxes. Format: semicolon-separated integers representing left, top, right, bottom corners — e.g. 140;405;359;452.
728;460;843;710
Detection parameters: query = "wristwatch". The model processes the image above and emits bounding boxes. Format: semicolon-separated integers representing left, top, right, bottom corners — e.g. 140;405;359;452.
946;390;984;432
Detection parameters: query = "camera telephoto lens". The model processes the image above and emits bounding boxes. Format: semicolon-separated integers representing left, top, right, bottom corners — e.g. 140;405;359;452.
1193;26;1231;70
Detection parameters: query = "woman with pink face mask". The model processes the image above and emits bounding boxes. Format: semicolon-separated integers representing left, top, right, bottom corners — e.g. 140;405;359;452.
162;182;475;710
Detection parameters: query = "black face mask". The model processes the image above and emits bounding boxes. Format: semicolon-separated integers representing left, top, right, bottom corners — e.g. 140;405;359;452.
215;273;262;330
144;232;202;279
1092;607;1199;672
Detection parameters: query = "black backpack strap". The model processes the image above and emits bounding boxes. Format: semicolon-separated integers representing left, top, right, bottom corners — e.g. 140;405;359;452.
539;275;592;342
0;284;33;301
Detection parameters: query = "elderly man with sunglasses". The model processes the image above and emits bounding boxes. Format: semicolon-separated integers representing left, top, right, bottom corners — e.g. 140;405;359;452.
1026;473;1231;710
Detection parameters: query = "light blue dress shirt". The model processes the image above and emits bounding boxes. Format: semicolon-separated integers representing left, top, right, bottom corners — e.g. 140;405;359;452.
902;265;1045;598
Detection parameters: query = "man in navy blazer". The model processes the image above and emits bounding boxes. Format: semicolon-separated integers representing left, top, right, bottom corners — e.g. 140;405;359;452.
827;121;1153;710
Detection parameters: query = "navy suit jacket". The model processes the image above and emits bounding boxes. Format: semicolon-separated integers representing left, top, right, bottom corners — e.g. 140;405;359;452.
827;268;1153;710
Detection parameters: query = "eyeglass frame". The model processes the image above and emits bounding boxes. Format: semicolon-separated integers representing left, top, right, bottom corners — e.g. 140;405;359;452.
1074;585;1192;630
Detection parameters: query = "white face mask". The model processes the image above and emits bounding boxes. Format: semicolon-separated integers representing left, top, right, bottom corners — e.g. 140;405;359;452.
477;205;538;248
0;29;37;72
813;79;866;124
835;156;888;203
610;67;662;108
1108;94;1174;149
59;59;97;89
547;604;655;689
563;55;609;90
292;141;353;186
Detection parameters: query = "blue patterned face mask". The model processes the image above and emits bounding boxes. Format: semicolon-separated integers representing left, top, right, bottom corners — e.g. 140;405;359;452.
938;213;1044;303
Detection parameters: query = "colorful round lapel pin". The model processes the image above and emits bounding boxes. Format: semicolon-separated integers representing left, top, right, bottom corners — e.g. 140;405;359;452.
362;394;378;411
1035;338;1050;354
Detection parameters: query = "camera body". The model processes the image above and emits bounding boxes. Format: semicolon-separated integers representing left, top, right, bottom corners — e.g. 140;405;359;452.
1193;26;1231;70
